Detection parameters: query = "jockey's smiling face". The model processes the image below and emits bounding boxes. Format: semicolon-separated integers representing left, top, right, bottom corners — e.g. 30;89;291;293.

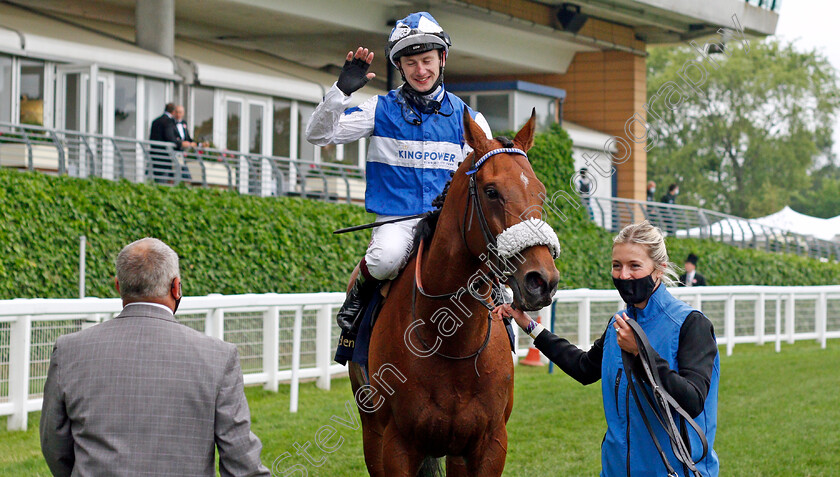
399;50;445;93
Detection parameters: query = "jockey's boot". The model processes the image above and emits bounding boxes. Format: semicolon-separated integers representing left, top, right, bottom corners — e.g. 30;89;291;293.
336;272;381;334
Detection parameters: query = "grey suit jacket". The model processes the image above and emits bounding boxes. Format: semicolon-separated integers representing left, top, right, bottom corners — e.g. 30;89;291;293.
40;303;271;477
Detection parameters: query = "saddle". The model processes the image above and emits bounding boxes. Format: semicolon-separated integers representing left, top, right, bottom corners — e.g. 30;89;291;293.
334;282;390;367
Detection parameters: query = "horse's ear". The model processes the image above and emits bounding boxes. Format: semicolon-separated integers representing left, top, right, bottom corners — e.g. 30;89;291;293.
513;108;537;152
463;109;489;152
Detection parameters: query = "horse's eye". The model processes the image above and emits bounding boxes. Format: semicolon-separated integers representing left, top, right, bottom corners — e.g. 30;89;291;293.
485;188;499;200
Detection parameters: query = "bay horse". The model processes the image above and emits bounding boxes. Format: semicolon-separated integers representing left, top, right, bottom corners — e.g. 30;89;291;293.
348;110;560;476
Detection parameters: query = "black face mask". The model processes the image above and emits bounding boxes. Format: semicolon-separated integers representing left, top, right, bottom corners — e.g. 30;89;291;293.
612;274;657;305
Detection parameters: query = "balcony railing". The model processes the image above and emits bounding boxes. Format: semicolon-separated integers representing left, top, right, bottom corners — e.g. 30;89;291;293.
0;122;366;205
745;0;782;12
587;196;840;262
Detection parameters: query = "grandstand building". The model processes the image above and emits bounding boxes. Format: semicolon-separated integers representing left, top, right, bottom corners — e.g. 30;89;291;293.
0;0;778;202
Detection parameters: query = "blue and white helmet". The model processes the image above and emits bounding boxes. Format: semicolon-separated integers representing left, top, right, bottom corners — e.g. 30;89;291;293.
386;12;451;67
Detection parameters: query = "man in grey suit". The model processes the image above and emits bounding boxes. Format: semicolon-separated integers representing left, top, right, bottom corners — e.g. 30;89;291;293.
40;238;271;476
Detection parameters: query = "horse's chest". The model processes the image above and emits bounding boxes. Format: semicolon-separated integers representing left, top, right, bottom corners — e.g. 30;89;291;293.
391;371;511;448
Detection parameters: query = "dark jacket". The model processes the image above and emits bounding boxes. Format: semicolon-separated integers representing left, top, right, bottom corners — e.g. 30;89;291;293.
679;272;707;287
660;192;677;204
177;120;194;145
149;113;183;150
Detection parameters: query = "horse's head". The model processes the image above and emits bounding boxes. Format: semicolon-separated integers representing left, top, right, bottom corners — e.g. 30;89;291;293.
457;110;560;311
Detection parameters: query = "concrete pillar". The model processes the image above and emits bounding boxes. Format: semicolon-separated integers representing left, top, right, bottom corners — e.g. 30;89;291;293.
135;0;175;57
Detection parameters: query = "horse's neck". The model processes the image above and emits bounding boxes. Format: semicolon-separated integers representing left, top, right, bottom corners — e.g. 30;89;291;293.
414;208;492;352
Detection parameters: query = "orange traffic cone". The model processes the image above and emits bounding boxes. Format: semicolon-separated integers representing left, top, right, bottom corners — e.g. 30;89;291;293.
520;316;544;367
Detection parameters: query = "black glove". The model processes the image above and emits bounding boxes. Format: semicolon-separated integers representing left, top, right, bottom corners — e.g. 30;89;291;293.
337;56;371;96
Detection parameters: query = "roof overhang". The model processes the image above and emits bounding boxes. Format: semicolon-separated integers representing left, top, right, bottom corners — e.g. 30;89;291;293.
0;3;176;79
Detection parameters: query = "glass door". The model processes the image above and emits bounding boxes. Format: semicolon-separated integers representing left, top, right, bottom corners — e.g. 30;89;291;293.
220;93;271;194
56;64;97;177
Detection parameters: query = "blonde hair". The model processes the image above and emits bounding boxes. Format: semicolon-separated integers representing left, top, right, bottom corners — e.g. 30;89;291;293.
613;221;679;287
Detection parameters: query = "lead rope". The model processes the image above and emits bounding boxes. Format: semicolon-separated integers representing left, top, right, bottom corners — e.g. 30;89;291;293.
621;319;708;477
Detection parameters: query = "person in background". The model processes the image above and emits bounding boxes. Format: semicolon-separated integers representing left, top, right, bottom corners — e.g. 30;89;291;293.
40;238;271;477
659;183;680;234
661;183;679;204
173;105;198;150
679;253;707;287
646;180;657;202
577;167;594;220
149;103;180;148
148;103;183;182
494;221;720;477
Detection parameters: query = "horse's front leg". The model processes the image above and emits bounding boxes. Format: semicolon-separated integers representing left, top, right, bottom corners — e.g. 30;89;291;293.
464;422;508;477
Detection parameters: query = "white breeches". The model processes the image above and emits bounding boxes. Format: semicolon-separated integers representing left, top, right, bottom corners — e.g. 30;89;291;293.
364;215;422;281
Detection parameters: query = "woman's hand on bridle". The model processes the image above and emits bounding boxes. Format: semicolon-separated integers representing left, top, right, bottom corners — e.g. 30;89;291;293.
493;303;530;330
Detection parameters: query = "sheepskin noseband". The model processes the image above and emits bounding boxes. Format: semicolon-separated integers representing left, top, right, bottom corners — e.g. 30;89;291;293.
495;218;561;260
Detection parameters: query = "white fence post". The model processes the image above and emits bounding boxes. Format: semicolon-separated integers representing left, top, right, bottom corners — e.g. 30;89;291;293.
786;293;795;344
755;293;765;345
239;157;249;194
289;307;303;413
8;315;32;431
694;294;702;311
207;308;224;340
775;296;782;353
316;305;333;390
725;295;735;356
578;297;591;349
263;306;279;392
817;293;827;349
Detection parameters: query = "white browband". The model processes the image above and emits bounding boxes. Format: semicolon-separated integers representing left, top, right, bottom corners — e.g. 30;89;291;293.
495;218;561;260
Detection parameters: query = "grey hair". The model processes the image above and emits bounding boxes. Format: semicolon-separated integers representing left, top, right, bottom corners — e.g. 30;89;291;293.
116;238;180;300
613;221;680;287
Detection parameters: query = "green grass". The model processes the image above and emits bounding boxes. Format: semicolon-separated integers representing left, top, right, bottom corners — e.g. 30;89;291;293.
2;340;838;476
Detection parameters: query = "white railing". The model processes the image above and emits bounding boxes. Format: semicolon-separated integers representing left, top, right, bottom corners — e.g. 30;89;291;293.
2;286;839;431
0;293;350;431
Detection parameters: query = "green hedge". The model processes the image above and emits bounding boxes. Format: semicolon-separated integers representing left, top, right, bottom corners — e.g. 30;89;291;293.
0;169;372;298
0;123;837;300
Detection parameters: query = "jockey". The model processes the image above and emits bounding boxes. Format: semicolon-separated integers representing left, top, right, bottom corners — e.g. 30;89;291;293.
307;12;492;334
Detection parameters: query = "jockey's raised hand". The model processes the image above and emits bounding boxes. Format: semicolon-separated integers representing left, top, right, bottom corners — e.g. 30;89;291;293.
337;47;376;96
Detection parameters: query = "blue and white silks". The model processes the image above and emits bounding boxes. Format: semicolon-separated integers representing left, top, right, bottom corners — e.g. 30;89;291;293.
306;83;491;216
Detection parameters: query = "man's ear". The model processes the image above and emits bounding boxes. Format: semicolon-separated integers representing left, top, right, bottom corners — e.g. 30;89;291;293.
172;277;182;300
441;51;446;68
513;108;537;152
114;277;120;294
463;109;489;153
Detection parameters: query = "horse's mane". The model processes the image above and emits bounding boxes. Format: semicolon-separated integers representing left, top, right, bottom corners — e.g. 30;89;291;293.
409;136;515;256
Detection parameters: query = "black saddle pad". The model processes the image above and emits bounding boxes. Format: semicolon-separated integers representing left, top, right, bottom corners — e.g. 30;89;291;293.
334;286;383;366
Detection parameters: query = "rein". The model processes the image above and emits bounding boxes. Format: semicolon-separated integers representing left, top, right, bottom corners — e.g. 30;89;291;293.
622;319;709;477
408;147;528;374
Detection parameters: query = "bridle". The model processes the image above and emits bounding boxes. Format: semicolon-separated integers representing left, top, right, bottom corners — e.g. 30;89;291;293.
410;146;536;373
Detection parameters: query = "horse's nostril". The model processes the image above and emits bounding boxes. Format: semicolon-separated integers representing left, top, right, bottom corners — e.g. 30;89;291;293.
524;271;548;296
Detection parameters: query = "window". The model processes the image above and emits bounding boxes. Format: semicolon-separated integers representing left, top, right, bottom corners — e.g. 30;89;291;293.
0;55;11;122
272;98;291;157
297;101;316;160
226;100;241;151
249;103;264;154
144;79;166;139
192;87;214;145
19;59;45;126
114;74;137;138
515;92;553;130
476;94;510;134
